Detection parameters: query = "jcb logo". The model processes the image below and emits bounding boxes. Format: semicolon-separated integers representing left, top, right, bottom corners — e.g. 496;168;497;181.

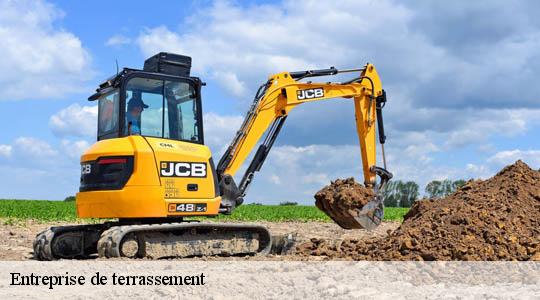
297;88;324;100
81;164;92;175
160;162;207;177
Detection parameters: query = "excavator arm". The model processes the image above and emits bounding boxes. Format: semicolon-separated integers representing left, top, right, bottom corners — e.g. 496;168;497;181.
216;64;392;223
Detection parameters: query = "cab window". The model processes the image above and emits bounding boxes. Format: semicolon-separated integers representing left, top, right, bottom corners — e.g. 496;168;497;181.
97;89;120;140
124;77;201;143
164;81;199;142
125;78;163;137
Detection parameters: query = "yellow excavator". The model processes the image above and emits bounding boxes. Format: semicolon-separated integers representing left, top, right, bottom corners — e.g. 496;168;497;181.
33;52;391;260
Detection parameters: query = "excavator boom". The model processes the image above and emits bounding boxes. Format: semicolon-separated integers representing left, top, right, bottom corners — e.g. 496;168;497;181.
216;65;392;226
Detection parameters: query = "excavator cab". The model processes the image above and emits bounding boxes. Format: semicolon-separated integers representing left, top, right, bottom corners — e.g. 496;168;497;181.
78;53;223;219
90;53;204;143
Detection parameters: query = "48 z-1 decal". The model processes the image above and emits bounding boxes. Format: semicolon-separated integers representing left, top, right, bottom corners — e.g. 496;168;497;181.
168;203;207;212
160;162;207;177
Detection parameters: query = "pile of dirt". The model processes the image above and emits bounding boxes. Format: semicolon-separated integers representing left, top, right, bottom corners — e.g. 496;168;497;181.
314;178;376;229
299;160;540;260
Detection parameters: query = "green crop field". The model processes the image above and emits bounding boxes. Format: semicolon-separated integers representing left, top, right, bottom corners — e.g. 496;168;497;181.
0;199;409;223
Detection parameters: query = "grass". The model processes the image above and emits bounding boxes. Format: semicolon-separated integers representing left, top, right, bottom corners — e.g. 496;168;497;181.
0;199;77;222
0;199;409;223
207;204;332;222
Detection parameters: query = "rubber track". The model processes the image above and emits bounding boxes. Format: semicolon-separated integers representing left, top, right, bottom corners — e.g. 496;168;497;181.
33;228;55;260
33;224;106;260
97;223;272;258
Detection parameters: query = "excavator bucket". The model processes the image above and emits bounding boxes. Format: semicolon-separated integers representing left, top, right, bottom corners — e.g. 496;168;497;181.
314;178;384;230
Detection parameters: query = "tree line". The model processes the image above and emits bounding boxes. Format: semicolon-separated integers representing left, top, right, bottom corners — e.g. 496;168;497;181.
65;180;466;207
381;179;466;208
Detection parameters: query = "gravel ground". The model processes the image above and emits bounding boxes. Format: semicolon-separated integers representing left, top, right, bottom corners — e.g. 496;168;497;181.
0;219;399;261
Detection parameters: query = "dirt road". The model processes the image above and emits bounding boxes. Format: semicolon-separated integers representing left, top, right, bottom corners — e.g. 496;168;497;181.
0;219;399;260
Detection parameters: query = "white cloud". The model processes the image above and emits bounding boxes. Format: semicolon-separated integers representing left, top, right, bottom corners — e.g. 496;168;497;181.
247;144;362;204
105;34;131;47
269;174;281;185
60;139;91;160
129;0;540;205
0;137;89;199
465;163;491;179
136;16;313;95
49;104;98;138
442;109;540;148
301;173;330;185
0;0;91;100
14;137;57;159
5;0;540;201
0;164;73;200
212;71;247;97
138;0;528;110
243;142;476;203
487;149;540;168
403;142;439;163
0;144;12;157
134;1;540;160
134;0;540;115
137;26;183;57
136;21;313;75
203;112;243;154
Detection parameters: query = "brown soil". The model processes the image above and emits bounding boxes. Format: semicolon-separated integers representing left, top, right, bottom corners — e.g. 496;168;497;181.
298;160;540;261
315;177;376;229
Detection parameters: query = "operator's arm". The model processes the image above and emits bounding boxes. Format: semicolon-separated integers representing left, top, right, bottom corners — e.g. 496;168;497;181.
126;116;141;135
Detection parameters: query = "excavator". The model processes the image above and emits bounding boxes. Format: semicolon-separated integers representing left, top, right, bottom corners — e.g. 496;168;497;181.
33;52;392;260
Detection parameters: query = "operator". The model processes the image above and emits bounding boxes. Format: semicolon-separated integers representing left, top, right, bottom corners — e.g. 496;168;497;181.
126;91;148;135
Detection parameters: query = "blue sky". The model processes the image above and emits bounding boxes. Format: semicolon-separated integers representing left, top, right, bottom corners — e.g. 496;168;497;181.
0;0;539;202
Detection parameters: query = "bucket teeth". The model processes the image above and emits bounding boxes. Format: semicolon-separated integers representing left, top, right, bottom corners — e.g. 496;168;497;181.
353;196;384;230
316;196;383;230
314;178;384;230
